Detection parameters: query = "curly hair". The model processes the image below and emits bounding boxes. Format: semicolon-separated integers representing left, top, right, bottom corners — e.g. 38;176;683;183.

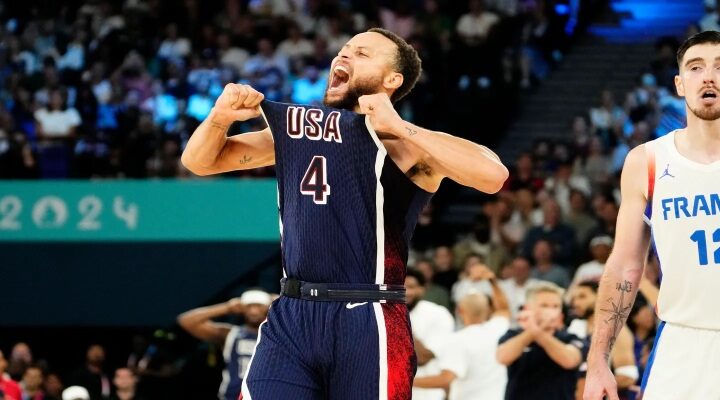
367;28;422;103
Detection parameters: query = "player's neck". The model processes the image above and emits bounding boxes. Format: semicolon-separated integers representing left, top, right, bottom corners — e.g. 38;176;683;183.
679;118;720;162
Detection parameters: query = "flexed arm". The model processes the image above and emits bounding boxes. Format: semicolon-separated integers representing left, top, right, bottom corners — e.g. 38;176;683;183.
182;84;275;175
357;93;509;193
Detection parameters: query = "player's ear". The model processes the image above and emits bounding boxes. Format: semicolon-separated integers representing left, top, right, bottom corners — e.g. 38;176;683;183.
383;72;403;91
675;74;684;97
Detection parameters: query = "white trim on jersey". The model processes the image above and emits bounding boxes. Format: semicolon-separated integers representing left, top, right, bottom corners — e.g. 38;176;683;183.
364;115;387;285
218;326;240;399
240;320;266;400
373;302;389;400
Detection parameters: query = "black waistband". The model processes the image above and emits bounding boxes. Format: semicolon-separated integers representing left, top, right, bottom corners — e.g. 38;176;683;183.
279;278;406;303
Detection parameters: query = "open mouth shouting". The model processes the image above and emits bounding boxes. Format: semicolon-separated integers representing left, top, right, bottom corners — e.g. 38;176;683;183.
701;87;718;105
328;64;351;95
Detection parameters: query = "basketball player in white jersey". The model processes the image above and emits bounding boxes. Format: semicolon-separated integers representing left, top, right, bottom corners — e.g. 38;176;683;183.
584;31;720;400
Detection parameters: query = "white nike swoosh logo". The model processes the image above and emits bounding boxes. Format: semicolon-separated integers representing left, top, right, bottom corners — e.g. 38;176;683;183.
346;302;368;309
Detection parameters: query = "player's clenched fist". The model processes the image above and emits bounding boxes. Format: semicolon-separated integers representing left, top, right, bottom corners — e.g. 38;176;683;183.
212;84;264;125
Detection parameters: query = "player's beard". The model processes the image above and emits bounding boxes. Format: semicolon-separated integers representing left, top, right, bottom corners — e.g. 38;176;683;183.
688;100;720;121
323;74;384;110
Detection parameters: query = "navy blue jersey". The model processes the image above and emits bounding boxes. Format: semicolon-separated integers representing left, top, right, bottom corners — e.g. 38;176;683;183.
220;325;257;400
260;100;432;286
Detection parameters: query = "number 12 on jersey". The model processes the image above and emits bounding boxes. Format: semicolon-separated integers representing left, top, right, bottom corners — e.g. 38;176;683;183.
301;156;331;204
690;228;720;266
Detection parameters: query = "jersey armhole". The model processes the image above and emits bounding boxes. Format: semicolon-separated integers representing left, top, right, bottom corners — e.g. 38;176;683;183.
644;144;656;224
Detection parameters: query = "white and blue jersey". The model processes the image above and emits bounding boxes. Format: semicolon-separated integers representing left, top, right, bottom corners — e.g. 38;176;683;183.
641;130;720;399
644;130;720;330
220;326;257;400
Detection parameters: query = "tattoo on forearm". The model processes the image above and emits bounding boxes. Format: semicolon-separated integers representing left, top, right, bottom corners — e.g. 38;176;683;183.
239;155;253;165
600;280;634;361
405;126;418;136
209;119;228;131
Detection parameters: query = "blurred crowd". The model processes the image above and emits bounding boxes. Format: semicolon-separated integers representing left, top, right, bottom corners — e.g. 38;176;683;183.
0;0;580;179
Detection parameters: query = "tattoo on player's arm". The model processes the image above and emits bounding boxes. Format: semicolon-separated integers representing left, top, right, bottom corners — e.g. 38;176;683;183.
405;126;419;137
239;155;253;165
209;119;228;132
600;280;634;361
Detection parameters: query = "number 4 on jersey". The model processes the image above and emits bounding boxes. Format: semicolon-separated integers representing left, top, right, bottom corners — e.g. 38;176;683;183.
301;156;331;204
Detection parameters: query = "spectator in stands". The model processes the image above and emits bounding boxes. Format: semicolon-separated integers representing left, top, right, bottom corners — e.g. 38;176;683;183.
488;195;526;256
109;368;142;400
456;0;500;46
0;350;22;400
568;281;638;399
453;214;501;271
413;265;510;400
543;161;591;217
276;24;313;70
570;236;613;290
379;1;416;40
577;136;611;190
415;258;452;309
405;268;455;400
216;32;249;75
499;256;543;327
521;199;577;267
699;0;720;32
497;282;586;400
157;24;191;62
504;153;545;192
34;88;81;178
324;17;353;55
7;343;32;381
432;245;459;292
451;254;493;304
178;289;271;400
43;373;63;400
565;189;599;246
586;194;619;243
20;365;46;400
589;90;625;139
529;239;570;288
69;345;110;400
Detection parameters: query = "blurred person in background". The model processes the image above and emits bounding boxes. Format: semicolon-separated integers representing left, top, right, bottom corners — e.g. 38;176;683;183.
565;189;600;246
569;236;613;291
291;66;327;105
432;245;459;292
0;350;22;400
405;268;454;400
69;345;109;400
414;265;510;400
453;214;507;272
415;258;451;309
530;239;571;288
178;289;271;400
497;282;586;400
451;253;493;305
20;365;47;400
43;373;63;400
521;199;577;267
7;344;32;382
34;88;81;178
499;256;543;327
568;281;637;400
108;369;142;400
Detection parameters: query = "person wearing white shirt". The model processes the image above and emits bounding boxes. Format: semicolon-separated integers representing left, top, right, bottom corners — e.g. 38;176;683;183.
498;256;543;327
414;265;511;400
406;268;455;400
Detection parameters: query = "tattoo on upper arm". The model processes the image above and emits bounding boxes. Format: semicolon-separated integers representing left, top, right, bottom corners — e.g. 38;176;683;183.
405;126;418;136
239;155;253;165
600;280;634;361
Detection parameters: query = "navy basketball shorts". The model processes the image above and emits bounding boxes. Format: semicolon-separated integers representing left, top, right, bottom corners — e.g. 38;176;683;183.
241;296;416;399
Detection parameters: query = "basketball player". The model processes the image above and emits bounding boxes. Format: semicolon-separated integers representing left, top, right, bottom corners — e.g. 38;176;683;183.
585;31;720;400
182;28;508;400
177;290;271;400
